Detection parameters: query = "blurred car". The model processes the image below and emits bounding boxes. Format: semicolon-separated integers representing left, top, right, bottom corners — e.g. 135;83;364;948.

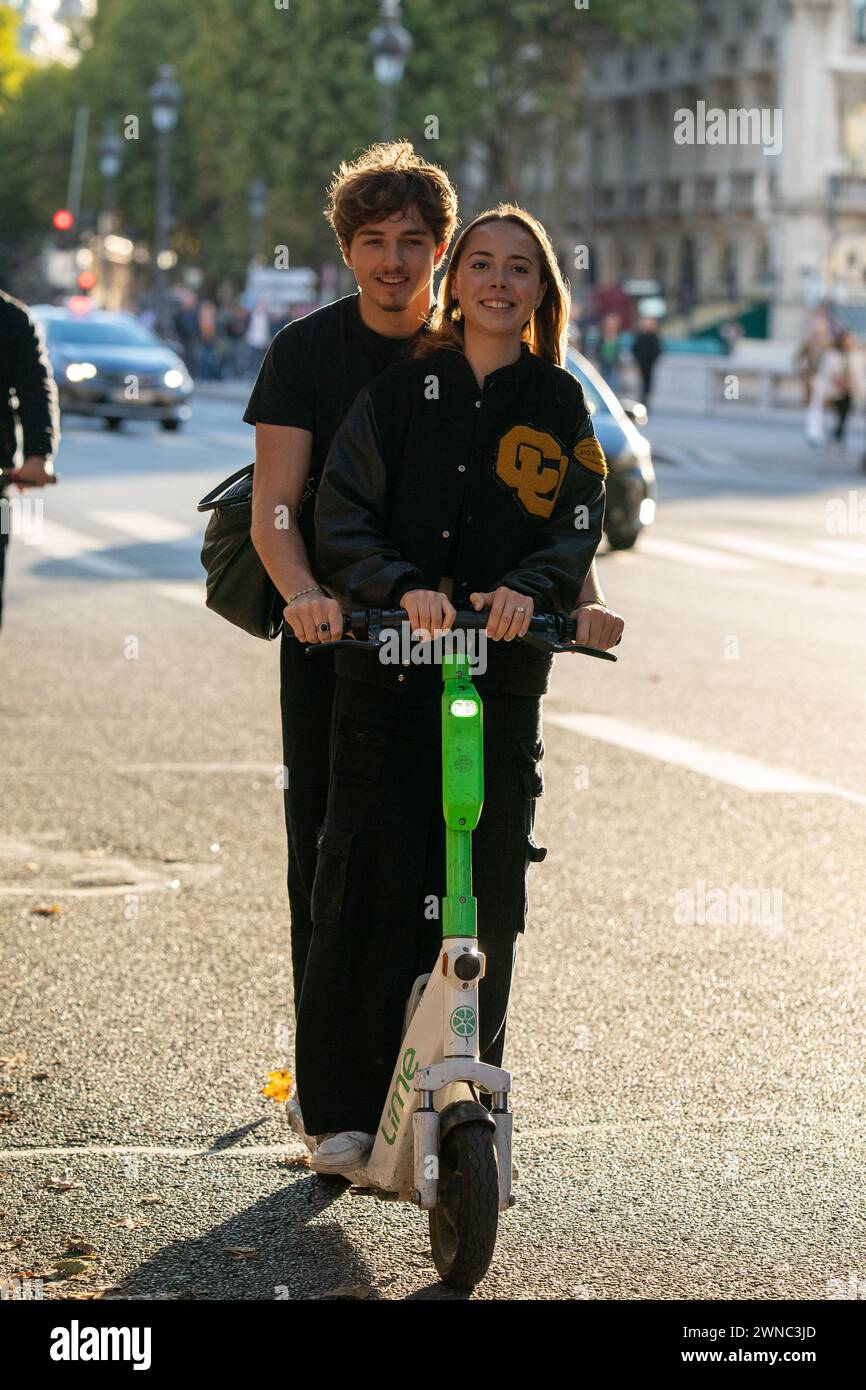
31;303;193;432
566;349;656;550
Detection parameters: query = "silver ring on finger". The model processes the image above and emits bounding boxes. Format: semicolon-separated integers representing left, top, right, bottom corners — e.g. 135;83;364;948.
319;622;329;632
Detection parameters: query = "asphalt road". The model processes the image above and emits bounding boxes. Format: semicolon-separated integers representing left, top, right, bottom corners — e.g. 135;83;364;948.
1;395;864;1301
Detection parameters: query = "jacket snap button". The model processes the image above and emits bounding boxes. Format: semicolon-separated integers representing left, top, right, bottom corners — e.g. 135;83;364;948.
475;400;481;408
458;464;465;472
442;530;450;538
397;673;406;682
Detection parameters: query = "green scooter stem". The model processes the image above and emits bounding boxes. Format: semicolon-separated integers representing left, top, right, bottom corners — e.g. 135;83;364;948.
441;653;484;940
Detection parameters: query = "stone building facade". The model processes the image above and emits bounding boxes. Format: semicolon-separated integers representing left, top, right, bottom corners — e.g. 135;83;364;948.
573;0;866;339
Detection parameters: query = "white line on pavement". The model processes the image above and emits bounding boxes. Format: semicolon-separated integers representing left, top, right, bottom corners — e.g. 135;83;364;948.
152;582;206;607
38;521;141;578
90;509;197;544
545;712;866;807
118;761;277;772
639;535;760;570
698;530;866;575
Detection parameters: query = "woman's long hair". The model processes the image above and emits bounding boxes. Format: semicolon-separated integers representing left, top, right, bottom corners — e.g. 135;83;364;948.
415;203;571;366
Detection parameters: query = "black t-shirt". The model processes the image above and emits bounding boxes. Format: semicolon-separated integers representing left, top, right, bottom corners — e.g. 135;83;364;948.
243;293;415;552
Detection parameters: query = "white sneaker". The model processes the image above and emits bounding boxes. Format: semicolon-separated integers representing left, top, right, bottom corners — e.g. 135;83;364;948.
310;1130;374;1174
286;1097;317;1154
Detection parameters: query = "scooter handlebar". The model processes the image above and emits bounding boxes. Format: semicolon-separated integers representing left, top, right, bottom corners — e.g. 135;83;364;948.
302;607;617;661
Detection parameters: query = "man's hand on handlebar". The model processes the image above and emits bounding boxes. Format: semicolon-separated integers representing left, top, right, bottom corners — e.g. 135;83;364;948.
470;587;534;641
283;589;344;644
571;600;624;652
398;589;456;640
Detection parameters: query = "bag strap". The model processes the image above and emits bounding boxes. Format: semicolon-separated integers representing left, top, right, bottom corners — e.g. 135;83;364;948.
197;462;255;513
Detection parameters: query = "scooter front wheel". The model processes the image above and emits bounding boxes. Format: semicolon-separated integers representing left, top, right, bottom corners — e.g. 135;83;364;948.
429;1121;499;1289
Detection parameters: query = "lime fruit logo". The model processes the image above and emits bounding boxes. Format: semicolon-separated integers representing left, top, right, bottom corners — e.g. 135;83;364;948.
450;1005;477;1038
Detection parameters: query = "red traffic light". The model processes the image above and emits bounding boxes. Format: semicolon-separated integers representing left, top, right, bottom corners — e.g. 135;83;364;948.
77;270;97;290
52;209;74;231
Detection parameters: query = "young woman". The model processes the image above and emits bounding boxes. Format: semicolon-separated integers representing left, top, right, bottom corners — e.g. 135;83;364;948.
297;206;613;1173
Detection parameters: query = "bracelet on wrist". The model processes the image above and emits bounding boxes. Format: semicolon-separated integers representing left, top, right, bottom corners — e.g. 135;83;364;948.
286;585;323;606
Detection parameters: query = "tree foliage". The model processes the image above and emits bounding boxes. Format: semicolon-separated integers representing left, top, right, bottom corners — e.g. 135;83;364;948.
0;0;694;290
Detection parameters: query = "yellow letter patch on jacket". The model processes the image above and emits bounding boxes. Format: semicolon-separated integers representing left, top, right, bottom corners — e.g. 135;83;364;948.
495;424;568;519
573;434;607;478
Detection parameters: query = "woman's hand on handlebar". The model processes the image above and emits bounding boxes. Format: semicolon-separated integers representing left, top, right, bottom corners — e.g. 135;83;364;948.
399;589;456;640
283;589;344;644
470;587;534;641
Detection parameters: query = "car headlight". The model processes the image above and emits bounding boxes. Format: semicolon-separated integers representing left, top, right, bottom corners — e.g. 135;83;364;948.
163;368;186;389
65;362;97;382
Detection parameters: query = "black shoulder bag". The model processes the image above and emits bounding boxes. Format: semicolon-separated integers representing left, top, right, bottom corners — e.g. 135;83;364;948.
197;463;285;641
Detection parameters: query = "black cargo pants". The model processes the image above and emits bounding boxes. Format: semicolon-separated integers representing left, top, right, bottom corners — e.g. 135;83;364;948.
279;626;337;1010
294;672;547;1138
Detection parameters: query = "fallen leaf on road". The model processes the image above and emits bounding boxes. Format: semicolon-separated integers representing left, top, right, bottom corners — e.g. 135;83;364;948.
31;1071;50;1081
260;1069;293;1103
0;1111;17;1124
30;904;64;916
54;1258;94;1277
64;1239;97;1256
0;1237;25;1251
223;1246;257;1261
109;1217;152;1230
0;1054;27;1071
314;1283;373;1300
139;1194;165;1205
282;1154;311;1169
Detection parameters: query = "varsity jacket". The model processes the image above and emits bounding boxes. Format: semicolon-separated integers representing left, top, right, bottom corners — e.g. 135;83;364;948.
314;342;606;617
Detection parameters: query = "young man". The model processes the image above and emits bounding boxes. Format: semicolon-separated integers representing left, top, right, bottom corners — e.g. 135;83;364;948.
245;142;623;1165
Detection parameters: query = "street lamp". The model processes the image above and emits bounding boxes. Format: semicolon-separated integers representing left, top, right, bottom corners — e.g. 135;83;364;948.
368;0;413;141
248;177;269;263
98;120;124;230
148;64;182;336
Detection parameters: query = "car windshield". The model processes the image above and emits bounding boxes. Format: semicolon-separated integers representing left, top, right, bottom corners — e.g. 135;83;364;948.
43;318;159;348
566;356;610;417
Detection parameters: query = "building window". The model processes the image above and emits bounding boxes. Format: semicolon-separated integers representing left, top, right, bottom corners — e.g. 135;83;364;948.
761;34;776;62
844;101;866;172
624;53;637;80
740;3;759;28
726;41;741;66
690;46;705;68
852;0;866;44
593;58;605;80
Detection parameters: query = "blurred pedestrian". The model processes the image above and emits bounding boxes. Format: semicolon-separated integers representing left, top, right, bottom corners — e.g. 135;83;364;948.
173;289;202;376
197;299;221;380
631;317;662;404
815;329;854;448
244;299;271;376
596;312;623;394
799;315;833;444
0;289;60;629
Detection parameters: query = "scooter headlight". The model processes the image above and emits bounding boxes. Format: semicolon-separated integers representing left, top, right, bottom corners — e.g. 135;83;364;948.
449;698;478;718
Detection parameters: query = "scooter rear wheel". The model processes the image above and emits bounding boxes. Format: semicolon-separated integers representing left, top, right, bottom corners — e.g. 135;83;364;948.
429;1121;499;1289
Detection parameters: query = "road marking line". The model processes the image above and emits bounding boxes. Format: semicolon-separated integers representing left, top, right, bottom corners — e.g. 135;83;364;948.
90;509;197;544
118;761;277;772
698;530;866;575
811;537;866;558
545;712;866;807
0;1114;843;1160
639;535;759;570
152;582;206;608
37;521;142;578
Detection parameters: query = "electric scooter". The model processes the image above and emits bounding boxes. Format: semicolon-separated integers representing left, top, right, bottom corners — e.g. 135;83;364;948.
306;607;615;1289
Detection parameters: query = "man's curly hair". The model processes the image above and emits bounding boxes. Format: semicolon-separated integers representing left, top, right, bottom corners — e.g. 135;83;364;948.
325;141;458;250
